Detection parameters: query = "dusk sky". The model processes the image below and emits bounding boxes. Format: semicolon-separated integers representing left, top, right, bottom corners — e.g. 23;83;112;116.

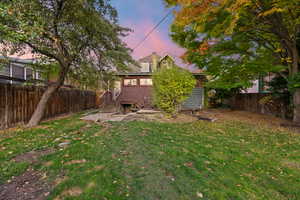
13;1;188;67
112;0;186;61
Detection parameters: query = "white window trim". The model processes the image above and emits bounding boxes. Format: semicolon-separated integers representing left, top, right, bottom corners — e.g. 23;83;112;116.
9;63;12;84
141;62;150;73
24;67;27;80
140;78;153;86
124;79;137;86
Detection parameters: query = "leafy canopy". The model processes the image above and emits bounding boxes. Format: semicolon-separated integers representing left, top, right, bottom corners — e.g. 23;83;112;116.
153;66;196;115
165;0;300;90
0;0;134;84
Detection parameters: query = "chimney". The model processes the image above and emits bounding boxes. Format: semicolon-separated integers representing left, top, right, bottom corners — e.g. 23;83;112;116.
151;52;158;72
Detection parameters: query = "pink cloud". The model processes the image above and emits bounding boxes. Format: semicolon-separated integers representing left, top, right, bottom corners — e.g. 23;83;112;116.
123;21;185;60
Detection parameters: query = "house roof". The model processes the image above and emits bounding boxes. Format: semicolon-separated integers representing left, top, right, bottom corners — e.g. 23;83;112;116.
116;52;205;76
117;72;152;76
138;52;161;63
159;54;175;62
117;71;204;77
0;56;36;64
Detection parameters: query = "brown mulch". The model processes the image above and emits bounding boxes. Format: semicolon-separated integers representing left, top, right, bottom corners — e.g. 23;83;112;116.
0;168;51;200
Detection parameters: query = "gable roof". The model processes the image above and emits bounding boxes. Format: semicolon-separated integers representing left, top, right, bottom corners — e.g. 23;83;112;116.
159;54;175;62
138;52;161;63
0;56;37;65
117;52;205;76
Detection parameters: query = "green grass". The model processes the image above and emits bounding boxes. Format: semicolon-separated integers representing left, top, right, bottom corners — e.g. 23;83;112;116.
0;113;300;199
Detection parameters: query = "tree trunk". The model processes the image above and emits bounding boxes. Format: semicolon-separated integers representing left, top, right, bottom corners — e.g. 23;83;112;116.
291;43;300;124
293;89;300;124
27;84;60;127
27;63;70;127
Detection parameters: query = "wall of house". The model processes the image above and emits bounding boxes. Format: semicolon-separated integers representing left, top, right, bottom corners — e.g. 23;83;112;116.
117;74;205;110
117;75;153;108
243;80;259;93
0;61;43;84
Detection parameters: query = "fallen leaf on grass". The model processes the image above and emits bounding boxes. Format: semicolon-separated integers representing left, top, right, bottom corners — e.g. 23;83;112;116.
120;151;130;156
65;159;87;165
216;129;225;134
197;192;203;198
94;165;105;170
184;162;194;168
54;176;69;186
112;154;117;159
43;161;54;167
86;181;96;189
62;186;83;197
87;165;105;173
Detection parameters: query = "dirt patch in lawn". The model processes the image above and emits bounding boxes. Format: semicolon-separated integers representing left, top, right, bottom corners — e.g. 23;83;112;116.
122;112;198;124
53;186;84;200
282;160;300;170
12;148;55;163
0;168;51;200
122;113;157;122
197;109;298;132
158;113;198;123
0;148;57;199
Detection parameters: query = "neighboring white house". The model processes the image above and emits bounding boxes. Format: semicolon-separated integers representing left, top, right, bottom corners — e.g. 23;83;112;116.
0;56;43;84
243;80;260;93
243;73;274;93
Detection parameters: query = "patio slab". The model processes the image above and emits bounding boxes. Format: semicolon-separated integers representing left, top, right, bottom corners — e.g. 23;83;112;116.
81;112;136;122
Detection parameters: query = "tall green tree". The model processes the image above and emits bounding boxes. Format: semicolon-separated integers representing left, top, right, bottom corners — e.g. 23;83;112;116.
0;0;134;126
165;0;300;123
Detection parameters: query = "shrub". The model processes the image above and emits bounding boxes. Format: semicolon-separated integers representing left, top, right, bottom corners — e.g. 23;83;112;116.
153;67;196;116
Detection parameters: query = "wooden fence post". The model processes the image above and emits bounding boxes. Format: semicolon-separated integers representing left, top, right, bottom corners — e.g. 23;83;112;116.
4;84;8;128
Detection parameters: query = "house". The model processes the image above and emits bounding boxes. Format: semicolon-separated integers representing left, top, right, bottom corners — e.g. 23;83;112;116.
0;56;81;89
0;56;44;84
243;73;274;93
116;52;206;112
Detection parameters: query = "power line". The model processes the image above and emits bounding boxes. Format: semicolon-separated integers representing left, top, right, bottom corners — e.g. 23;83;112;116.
133;8;175;51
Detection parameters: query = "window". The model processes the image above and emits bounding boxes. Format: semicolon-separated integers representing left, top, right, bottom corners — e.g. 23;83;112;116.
124;79;137;86
11;64;25;79
0;64;10;76
26;68;33;80
140;62;150;72
140;78;152;86
35;71;44;80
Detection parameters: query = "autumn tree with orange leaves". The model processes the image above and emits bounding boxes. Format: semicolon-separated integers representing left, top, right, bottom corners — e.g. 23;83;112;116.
165;0;300;123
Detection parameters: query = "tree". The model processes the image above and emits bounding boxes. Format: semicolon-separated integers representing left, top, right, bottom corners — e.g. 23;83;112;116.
165;0;300;123
153;67;196;116
0;0;134;126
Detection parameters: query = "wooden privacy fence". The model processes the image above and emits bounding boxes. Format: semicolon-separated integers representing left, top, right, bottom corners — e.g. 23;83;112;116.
228;93;290;119
0;83;96;129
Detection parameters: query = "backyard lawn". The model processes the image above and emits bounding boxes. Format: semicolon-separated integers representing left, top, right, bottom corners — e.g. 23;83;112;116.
0;112;300;200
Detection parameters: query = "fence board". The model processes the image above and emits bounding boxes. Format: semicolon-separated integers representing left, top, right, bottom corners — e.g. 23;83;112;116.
229;93;290;119
0;83;96;129
0;85;5;129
